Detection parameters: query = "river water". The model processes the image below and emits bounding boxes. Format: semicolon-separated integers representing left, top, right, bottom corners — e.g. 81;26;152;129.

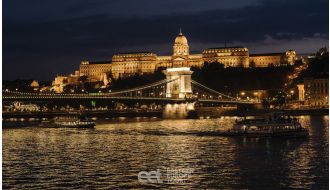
3;116;329;189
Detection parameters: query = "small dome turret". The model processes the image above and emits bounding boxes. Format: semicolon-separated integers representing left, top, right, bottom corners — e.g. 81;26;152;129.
174;30;188;45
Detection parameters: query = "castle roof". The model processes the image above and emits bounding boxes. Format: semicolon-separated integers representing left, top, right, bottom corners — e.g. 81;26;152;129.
250;52;284;56
206;46;245;50
174;30;188;45
114;51;154;55
89;60;112;65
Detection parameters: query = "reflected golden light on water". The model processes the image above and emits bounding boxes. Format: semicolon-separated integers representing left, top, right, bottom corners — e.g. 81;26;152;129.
2;116;329;189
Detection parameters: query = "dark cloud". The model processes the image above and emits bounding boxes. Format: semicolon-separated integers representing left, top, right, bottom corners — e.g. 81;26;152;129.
4;0;260;22
3;0;329;80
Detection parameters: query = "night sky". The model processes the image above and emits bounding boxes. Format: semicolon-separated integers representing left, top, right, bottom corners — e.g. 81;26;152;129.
3;0;329;80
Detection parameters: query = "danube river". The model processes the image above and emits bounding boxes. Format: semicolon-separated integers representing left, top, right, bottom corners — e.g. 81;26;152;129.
3;116;329;189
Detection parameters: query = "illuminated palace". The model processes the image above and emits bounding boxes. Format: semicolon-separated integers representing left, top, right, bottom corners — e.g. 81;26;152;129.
78;31;296;80
53;31;297;91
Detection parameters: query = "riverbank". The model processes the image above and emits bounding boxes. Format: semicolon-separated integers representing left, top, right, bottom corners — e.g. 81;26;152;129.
2;107;328;121
2;109;163;120
193;107;329;118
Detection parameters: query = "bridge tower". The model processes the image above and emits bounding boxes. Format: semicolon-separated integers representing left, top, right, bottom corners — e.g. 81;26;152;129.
163;67;193;99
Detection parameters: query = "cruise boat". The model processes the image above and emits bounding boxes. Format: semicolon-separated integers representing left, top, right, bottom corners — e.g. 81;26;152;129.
42;116;95;128
227;112;308;137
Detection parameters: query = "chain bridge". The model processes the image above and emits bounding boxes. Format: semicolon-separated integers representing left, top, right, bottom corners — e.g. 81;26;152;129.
3;67;256;106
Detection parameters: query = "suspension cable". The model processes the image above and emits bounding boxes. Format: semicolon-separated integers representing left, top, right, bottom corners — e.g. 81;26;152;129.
108;78;178;95
191;80;236;100
3;78;178;97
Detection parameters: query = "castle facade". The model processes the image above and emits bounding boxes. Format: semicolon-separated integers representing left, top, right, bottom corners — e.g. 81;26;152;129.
79;31;296;80
52;31;297;92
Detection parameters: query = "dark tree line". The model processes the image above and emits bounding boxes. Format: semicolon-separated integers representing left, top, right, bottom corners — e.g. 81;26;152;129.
296;52;329;83
108;62;295;93
110;68;166;91
191;62;293;93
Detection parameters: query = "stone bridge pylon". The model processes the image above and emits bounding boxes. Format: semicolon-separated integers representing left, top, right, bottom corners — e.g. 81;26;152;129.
163;67;193;99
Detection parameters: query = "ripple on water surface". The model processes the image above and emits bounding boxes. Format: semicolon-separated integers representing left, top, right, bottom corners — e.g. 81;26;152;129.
3;116;329;189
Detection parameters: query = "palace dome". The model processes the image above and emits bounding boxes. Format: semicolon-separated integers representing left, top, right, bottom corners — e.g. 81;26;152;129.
174;32;188;45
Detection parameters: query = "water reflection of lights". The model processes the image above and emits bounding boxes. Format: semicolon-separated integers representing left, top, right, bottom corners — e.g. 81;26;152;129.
119;117;126;120
163;103;195;119
3;117;327;189
186;103;195;111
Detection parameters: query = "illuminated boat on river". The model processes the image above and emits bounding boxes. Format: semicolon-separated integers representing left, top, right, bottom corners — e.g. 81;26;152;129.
225;112;308;137
42;116;95;128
